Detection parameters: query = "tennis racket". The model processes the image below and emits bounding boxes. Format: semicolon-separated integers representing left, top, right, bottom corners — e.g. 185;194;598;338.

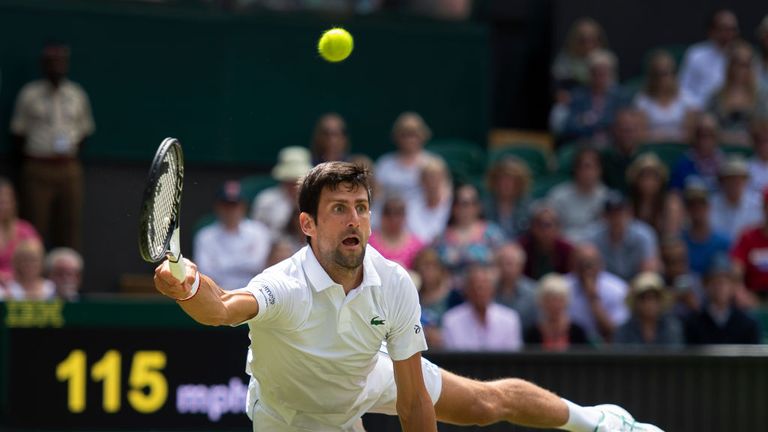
138;137;186;282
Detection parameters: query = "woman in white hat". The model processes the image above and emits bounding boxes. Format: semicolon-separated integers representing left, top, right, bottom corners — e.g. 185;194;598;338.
251;146;313;236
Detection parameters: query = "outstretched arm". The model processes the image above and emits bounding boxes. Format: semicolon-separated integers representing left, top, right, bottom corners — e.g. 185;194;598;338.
393;352;437;432
154;258;258;326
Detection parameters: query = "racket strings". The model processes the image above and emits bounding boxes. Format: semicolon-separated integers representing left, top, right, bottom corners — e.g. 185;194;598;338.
147;150;181;258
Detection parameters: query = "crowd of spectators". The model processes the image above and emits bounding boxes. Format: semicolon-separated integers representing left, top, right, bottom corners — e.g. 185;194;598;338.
190;9;768;352
4;9;768;352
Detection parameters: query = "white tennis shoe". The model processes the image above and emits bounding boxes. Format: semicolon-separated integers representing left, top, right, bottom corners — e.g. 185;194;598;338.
594;404;665;432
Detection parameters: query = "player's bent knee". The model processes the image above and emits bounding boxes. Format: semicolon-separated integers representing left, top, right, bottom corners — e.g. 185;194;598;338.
467;384;506;425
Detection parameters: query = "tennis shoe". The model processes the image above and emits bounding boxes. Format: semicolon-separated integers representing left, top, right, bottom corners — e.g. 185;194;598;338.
593;404;664;432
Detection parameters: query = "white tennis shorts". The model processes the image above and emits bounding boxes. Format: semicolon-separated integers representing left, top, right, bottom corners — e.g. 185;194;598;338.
249;351;443;431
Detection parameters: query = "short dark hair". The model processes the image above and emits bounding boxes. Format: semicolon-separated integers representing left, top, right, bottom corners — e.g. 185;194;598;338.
298;161;372;224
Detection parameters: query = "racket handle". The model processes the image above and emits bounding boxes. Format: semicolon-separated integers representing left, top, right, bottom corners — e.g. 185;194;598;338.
169;255;187;282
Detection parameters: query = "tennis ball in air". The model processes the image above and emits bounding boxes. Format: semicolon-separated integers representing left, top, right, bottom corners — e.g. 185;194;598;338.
318;28;354;62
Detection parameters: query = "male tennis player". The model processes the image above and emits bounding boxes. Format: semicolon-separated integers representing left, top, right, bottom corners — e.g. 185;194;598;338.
155;162;664;432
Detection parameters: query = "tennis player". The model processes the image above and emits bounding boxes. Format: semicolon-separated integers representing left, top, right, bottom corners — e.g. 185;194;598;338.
154;162;663;432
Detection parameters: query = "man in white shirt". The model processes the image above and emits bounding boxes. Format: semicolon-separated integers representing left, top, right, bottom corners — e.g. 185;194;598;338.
11;42;95;251
155;162;663;431
443;263;523;351
710;157;764;242
679;9;740;108
194;180;272;290
566;243;630;343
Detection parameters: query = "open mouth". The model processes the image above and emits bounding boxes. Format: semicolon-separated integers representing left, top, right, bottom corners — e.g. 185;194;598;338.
342;236;360;246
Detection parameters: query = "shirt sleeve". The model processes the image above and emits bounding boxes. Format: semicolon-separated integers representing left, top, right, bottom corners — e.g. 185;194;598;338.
606;281;630;327
10;85;31;135
239;272;306;330
731;231;749;265
385;266;428;361
77;88;95;138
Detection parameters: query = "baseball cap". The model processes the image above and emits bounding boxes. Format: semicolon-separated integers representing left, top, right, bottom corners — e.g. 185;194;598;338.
603;190;628;212
217;180;244;203
706;253;735;279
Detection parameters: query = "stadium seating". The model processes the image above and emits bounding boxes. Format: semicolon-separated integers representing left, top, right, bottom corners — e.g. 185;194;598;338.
488;144;551;177
426;139;487;184
636;141;688;169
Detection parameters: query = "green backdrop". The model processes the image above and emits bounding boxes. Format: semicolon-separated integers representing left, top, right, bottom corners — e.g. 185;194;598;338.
0;0;489;166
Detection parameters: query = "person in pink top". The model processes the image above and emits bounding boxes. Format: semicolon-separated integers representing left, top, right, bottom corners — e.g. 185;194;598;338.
369;195;424;269
0;178;41;285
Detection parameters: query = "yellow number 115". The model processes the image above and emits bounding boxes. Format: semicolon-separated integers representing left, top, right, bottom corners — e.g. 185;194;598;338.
55;350;168;414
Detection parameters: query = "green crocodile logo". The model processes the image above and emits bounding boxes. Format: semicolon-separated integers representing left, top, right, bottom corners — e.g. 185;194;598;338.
370;316;386;326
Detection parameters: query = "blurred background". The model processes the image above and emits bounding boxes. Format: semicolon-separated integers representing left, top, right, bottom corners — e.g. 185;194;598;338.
1;0;768;431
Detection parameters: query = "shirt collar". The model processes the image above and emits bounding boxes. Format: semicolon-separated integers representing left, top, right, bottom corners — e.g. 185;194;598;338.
301;245;382;293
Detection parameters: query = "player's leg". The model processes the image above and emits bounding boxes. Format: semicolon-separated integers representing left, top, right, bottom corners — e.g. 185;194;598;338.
434;368;665;432
434;369;570;428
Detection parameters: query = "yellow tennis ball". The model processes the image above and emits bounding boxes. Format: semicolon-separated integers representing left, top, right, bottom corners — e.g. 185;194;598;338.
318;28;354;63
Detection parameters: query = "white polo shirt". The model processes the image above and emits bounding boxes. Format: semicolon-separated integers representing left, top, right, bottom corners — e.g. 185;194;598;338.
241;244;427;430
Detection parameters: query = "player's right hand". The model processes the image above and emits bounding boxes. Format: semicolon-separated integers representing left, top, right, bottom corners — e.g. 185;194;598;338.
154;258;198;300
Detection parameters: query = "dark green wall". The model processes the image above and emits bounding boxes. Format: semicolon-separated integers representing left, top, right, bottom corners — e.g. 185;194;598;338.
0;0;489;165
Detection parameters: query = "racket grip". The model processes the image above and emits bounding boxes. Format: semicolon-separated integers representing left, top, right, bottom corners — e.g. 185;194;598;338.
169;255;187;282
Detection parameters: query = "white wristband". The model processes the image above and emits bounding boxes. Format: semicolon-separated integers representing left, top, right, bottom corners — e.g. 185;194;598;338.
177;271;200;302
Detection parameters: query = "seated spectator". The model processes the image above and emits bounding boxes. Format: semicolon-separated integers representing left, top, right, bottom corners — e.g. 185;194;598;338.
731;190;768;299
413;248;453;349
5;239;56;300
0;177;40;284
375;112;435;199
635;50;697;142
549;18;612;135
561;49;625;144
310;112;349;164
251;146;313;236
484;157;532;239
757;15;768;91
551;17;609;91
681;177;731;276
369;195;423;269
670;112;726;191
685;254;761;344
406;155;452;244
601;108;647;192
707;41;760;147
433;183;506;276
710;156;763;242
195;181;272;290
566;243;629;343
615;272;684;346
494;243;537;329
524;273;589;351
679;9;740;108
660;238;704;319
46;247;82;301
747;119;768;194
547;145;608;242
518;204;575;280
588;191;660;281
442;264;523;351
627;153;682;237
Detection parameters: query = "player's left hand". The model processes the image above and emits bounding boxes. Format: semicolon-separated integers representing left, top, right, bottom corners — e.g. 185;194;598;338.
154;258;198;300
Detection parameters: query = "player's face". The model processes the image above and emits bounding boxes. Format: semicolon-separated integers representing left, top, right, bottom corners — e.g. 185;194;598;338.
303;183;371;270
